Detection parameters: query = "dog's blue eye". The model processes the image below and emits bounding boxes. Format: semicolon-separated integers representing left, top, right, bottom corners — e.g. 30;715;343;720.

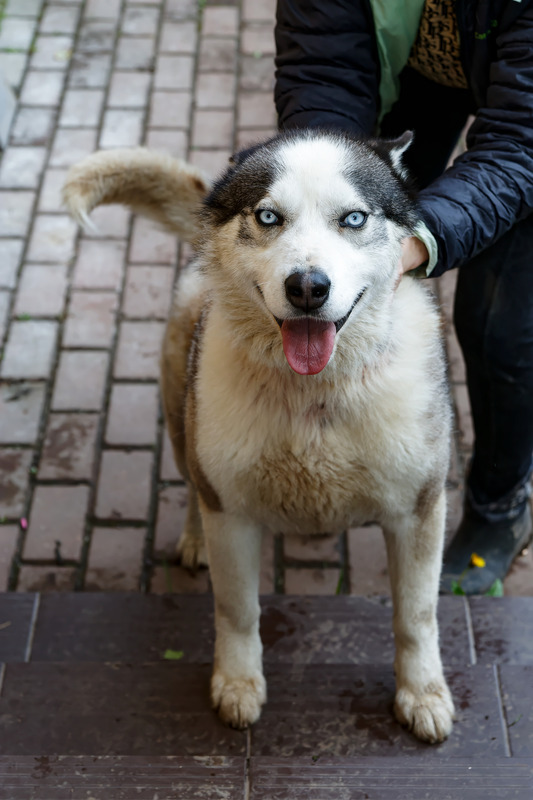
341;211;367;229
256;209;280;226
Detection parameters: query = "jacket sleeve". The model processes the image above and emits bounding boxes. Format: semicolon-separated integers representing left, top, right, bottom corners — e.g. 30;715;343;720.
275;0;380;136
419;7;533;276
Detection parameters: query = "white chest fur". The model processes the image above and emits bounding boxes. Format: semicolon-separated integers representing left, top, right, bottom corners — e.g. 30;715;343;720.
192;281;448;535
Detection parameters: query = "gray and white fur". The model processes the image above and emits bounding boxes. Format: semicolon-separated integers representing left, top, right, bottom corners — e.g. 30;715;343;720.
64;129;454;743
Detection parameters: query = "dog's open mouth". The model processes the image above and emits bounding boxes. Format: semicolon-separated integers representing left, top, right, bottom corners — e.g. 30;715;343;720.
276;288;366;376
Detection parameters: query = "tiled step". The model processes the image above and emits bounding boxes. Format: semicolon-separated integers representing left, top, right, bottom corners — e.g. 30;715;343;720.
0;661;521;757
0;755;244;800
4;593;533;665
250;757;533;799
1;756;532;799
4;592;470;664
1;594;533;798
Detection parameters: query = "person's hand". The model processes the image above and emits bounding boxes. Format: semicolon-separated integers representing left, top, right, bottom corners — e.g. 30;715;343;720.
398;236;429;277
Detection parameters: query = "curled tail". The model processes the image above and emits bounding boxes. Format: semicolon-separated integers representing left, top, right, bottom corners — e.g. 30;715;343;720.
62;147;212;241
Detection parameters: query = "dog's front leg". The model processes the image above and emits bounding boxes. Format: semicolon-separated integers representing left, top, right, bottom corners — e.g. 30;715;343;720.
383;489;455;743
201;507;266;729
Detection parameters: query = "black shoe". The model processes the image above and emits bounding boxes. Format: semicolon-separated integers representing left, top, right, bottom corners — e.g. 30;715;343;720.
440;502;532;595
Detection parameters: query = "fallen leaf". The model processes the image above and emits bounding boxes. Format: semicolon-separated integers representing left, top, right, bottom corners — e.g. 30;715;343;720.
163;649;184;660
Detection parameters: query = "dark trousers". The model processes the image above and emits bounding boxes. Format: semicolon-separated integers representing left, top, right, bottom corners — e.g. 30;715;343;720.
381;68;533;517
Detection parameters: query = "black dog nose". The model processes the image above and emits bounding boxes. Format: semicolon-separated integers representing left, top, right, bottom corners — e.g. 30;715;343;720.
285;270;331;311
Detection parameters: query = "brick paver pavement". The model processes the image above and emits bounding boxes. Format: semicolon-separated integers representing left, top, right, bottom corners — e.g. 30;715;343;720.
0;0;531;595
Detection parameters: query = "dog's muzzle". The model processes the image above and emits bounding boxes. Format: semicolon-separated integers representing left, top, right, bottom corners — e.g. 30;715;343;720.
334;287;366;332
255;283;366;376
284;270;330;312
279;287;367;376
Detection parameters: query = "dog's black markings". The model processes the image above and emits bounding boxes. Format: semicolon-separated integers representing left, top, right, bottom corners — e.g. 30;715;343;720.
237;213;255;244
415;476;442;520
335;287;367;331
202;131;419;236
343;136;418;230
203;142;279;227
185;307;223;513
271;287;366;331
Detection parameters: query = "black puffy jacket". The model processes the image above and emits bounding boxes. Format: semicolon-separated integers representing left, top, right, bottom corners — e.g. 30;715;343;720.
275;0;533;275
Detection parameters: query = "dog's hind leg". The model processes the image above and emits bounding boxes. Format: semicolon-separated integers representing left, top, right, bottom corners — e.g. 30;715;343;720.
177;486;208;568
161;405;208;568
383;489;455;744
201;506;266;729
160;305;208;568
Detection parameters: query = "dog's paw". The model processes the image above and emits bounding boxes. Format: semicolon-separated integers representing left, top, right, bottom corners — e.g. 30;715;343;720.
394;682;455;743
177;531;209;569
211;671;266;729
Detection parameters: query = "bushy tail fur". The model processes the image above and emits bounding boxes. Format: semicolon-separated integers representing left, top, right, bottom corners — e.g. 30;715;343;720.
62;148;212;241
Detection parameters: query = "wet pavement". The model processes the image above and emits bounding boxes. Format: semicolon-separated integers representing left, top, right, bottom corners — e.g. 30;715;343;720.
0;2;532;795
0;593;532;796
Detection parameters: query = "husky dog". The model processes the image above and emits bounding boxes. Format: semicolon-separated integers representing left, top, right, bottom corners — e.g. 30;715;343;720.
64;130;454;743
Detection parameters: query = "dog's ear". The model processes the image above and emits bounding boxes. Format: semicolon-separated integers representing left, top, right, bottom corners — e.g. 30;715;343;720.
229;142;265;167
369;130;414;176
383;130;414;170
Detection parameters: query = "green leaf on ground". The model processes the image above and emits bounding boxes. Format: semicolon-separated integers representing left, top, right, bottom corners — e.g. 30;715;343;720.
485;578;504;597
163;649;184;661
451;580;466;595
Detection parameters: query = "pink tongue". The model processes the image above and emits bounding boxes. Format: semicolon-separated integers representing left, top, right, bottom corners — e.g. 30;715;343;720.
281;318;336;375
